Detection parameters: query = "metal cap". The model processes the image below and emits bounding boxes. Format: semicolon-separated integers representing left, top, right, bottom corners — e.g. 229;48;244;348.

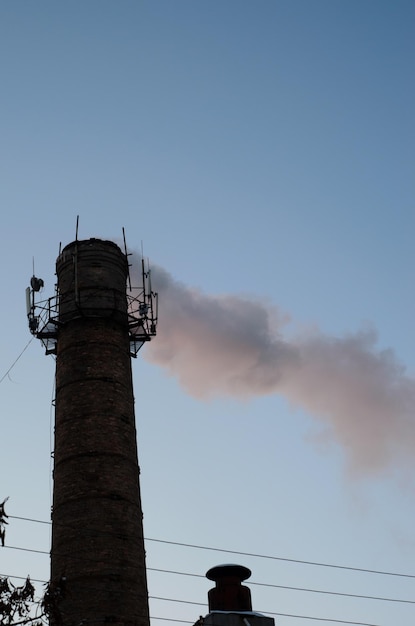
206;564;252;612
206;564;252;582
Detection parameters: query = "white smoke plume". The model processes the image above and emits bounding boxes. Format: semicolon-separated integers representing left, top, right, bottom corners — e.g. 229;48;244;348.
144;264;415;473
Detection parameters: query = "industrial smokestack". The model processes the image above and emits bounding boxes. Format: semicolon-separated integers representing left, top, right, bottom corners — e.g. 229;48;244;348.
37;238;151;625
200;564;274;626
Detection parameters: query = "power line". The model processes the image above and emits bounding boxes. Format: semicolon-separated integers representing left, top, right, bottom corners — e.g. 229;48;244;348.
9;515;415;580
5;559;415;609
0;572;388;626
2;548;415;612
3;617;45;626
2;544;108;567
148;567;415;605
0;570;386;626
149;599;382;626
3;545;49;557
250;580;415;606
0;573;47;585
144;537;415;581
10;515;51;527
0;568;396;626
4;521;414;625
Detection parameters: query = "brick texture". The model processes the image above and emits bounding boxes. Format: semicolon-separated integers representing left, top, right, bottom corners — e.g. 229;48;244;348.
50;239;150;626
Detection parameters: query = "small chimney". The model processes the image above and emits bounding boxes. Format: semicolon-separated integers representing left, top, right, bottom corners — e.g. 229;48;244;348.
206;564;252;612
200;564;275;626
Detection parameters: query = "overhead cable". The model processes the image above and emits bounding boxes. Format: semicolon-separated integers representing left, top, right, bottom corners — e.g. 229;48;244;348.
8;514;415;580
149;599;382;626
145;536;415;580
0;566;396;626
0;339;33;385
148;567;415;605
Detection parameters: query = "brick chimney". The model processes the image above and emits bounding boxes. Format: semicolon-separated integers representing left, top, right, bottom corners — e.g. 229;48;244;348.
200;564;275;626
49;239;149;626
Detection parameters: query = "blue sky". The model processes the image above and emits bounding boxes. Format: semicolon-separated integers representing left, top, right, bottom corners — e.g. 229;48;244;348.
1;2;414;625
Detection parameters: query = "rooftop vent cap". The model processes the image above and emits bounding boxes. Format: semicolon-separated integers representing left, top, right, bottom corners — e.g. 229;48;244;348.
206;564;252;612
206;564;251;582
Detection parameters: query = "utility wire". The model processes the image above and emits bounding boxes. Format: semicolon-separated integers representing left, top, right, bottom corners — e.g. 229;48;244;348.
0;568;397;626
0;576;386;626
3;545;49;556
2;547;415;610
0;575;386;626
10;516;51;527
148;567;415;605
150;604;382;626
0;339;33;385
145;537;415;581
0;573;47;584
8;514;415;581
3;560;415;608
4;520;415;626
3;617;45;626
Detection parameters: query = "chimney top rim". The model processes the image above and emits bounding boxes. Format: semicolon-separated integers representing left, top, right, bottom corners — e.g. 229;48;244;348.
59;238;123;255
